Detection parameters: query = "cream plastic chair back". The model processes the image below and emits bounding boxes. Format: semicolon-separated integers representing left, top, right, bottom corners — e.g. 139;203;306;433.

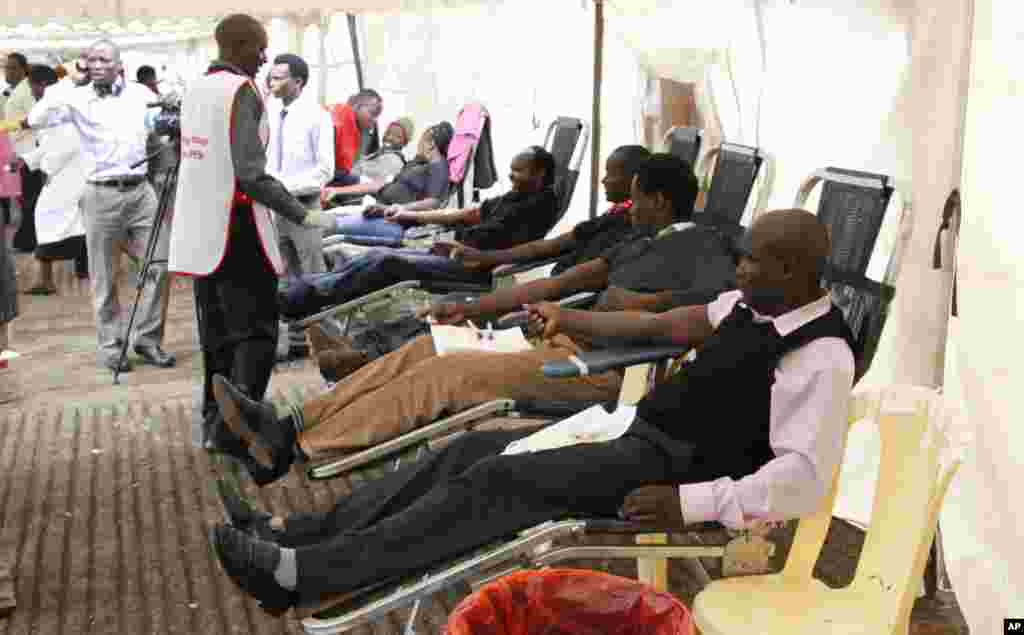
693;385;963;635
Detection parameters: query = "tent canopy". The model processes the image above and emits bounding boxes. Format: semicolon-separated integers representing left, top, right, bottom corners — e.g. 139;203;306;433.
0;0;493;26
1;2;1019;633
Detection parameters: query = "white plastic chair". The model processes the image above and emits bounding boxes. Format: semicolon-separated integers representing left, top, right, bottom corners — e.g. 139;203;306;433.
693;385;962;635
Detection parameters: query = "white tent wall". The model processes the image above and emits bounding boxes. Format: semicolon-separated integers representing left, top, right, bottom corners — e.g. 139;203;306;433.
619;0;991;627
5;1;1013;630
358;0;646;231
941;0;1024;630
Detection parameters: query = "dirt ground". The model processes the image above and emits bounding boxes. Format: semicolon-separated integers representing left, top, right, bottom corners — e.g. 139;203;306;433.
0;254;966;634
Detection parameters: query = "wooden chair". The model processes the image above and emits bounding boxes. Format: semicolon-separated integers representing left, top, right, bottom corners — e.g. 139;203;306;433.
693;385;962;635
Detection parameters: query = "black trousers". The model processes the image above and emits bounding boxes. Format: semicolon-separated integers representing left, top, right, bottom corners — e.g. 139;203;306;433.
283;422;696;604
193;204;279;416
35;235;88;277
12;167;45;252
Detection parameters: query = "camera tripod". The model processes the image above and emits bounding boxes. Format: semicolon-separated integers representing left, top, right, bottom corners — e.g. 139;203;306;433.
111;140;180;385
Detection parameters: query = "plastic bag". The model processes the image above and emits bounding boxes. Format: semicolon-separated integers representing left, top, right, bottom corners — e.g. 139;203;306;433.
446;569;692;635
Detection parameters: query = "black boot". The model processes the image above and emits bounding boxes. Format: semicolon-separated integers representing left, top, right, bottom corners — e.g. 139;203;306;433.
215;478;281;541
212;375;296;486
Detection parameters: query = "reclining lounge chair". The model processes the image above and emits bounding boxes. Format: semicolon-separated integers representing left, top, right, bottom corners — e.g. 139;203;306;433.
695;142;771;238
664;126;703;166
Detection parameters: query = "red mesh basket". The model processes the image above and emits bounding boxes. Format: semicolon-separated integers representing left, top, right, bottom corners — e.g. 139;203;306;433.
446;569;692;635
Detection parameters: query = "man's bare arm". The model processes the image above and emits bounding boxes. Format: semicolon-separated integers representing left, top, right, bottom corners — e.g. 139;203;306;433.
398;206;478;225
428;257;611;323
533;303;714;348
456;231;578;267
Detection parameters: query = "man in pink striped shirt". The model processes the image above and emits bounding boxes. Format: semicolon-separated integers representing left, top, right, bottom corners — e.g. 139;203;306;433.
209;207;856;614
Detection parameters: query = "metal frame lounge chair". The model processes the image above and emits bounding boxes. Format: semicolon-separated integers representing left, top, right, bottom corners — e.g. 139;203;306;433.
695;142;772;237
663;126;703;166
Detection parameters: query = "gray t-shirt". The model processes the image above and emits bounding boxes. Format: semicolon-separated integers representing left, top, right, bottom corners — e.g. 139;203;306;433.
579;224;735;350
596;223;737;311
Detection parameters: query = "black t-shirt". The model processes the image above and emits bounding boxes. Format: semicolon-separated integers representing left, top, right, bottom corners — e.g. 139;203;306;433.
377;159;450;205
454;187;559;250
552;212;633;275
596;224;737;310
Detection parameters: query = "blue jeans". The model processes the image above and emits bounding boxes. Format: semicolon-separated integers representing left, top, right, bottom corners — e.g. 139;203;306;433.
280;248;490;318
327;215;406;247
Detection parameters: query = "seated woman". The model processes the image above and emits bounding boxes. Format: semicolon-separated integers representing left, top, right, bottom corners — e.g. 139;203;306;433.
320;122;453;245
347;118;414;182
279;146;559;319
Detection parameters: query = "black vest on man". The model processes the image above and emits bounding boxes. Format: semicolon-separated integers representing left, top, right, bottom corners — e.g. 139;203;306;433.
635;299;856;484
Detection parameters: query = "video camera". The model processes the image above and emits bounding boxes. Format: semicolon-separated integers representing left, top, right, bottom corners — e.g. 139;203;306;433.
150;101;181;138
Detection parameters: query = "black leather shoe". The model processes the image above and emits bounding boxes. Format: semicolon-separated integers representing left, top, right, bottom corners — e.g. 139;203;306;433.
212;375;296;477
134;344;176;368
102;356;133;372
208;416;289;487
209;524;296;616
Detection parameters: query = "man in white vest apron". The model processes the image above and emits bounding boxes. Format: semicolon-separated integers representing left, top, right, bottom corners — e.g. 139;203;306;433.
168;14;334;446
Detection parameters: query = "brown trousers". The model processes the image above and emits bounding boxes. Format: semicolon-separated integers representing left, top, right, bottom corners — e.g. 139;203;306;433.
298;334;622;456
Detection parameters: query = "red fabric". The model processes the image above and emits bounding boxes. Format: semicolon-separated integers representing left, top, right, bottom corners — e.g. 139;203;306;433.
0;132;22;198
327;103;360;172
607;200;633;215
446;569;692;635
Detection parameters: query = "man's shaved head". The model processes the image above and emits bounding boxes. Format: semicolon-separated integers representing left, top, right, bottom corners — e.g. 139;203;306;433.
737;208;831;315
215;14;268;77
215;14;264;51
751;208;830;279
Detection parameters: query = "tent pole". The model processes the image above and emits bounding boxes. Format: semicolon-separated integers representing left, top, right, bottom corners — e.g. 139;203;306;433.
589;0;604;219
318;12;329;105
347;13;365;92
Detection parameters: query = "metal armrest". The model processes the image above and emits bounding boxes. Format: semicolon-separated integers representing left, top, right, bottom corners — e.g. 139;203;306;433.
419;279;493;296
492;256;562;278
495;291;598;329
285;280;422;329
542;345;689;378
582;518;726;536
403;223;450;241
308;399;517;480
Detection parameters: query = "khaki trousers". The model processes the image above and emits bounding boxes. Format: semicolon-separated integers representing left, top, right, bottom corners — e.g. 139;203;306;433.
298;334;622;456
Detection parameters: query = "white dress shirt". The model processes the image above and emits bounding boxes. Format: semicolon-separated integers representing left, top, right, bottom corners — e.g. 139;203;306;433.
5;78;36;155
27;78;156;180
679;289;856;530
265;91;334;195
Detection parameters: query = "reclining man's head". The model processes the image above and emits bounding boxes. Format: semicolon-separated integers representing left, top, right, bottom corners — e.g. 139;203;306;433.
415;122;453;161
627;153;699;232
508;145;556;193
737;208;830;316
382;118;414;150
602;145;650;204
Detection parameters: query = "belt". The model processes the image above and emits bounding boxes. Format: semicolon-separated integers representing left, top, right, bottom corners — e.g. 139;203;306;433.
89;176;146;189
